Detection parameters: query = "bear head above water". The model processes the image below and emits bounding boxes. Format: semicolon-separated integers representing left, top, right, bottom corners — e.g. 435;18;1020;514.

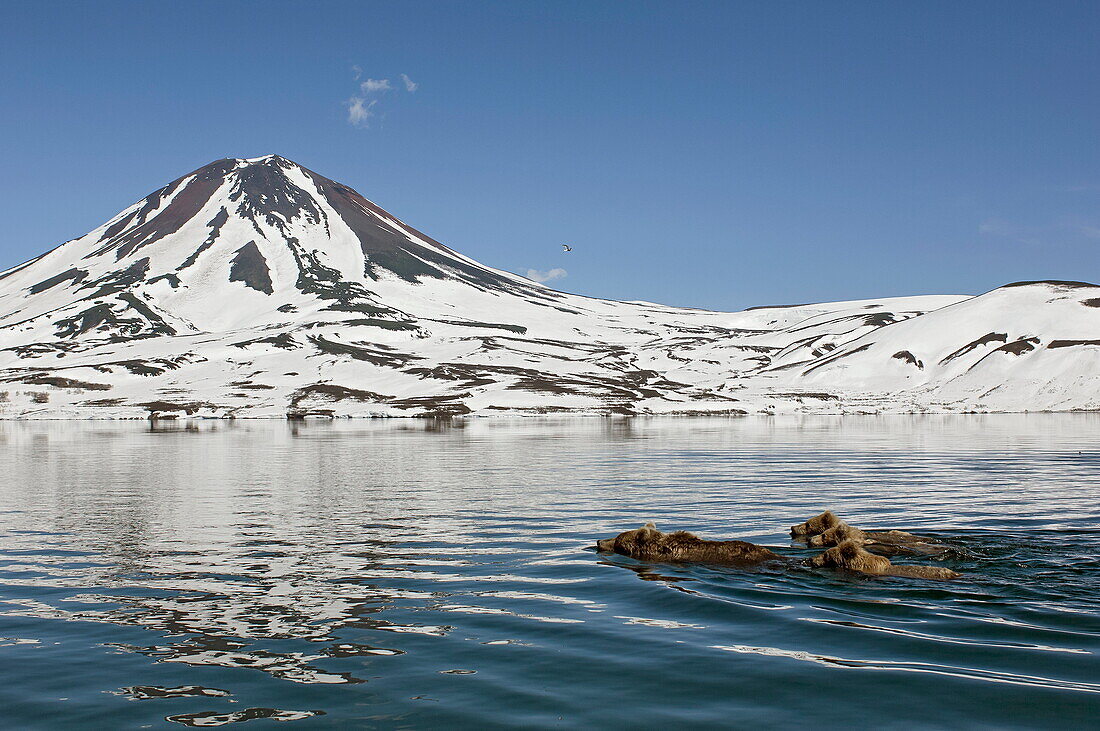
790;510;842;537
596;522;780;566
808;540;959;581
807;522;865;547
807;523;947;556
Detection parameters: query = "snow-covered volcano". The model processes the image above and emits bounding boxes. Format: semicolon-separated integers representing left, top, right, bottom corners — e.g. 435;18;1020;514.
1;155;1098;417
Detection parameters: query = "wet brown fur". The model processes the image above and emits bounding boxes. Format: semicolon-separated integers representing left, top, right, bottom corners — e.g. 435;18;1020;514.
807;522;865;547
790;510;842;537
809;540;959;581
801;518;948;556
597;522;780;566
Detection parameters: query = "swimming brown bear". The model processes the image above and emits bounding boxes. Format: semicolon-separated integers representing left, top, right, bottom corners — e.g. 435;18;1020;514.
793;512;948;556
808;540;960;580
596;522;781;566
790;510;843;537
807;522;946;555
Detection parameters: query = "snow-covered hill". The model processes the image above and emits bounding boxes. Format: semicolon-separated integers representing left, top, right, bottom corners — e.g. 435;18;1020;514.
1;155;1097;418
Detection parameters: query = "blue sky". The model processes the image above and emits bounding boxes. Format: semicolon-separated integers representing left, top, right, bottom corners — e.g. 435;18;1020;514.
2;1;1098;310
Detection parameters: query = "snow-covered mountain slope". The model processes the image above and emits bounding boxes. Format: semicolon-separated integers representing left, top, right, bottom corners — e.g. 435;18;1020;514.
0;155;1096;418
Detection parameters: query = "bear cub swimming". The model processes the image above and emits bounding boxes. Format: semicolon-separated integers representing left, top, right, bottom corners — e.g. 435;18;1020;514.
596;522;780;566
809;540;960;580
791;510;948;556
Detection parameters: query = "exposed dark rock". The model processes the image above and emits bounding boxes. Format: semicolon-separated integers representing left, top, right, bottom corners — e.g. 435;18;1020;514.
233;333;300;350
229;241;274;294
386;394;473;416
342;318;421;331
228;157;327;236
140;401;217;417
89;358;188;377
117;292;176;335
308;335;419;366
89;160;236;260
892;350;924;369
1002;280;1098;289
16;375;112;390
431;319;528;334
81;398;125;406
28;267;87;294
744;302;818;311
769;392;839;400
54;303;145;339
147;272;181;288
996;337;1040;355
289;383;389;408
78;257;151;298
1047;339;1100;348
177;207;230;271
939;333;1008;365
802;343;874;375
303;166;561;303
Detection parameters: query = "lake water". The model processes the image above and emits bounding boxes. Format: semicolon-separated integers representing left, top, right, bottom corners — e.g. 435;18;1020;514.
0;416;1098;729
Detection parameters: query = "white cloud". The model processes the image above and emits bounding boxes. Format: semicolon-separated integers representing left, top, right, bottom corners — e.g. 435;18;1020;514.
360;78;392;93
345;68;415;128
525;268;567;283
347;97;377;127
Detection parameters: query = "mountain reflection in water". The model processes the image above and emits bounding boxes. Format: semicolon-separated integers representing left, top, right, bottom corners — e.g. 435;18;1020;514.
0;416;1098;728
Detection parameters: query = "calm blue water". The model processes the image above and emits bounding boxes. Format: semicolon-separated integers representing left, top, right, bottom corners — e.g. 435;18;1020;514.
0;416;1098;729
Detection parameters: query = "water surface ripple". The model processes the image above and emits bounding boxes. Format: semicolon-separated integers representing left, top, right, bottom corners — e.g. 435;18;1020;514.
0;416;1098;728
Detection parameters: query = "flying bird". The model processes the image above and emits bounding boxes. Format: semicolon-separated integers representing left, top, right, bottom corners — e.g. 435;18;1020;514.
562;244;572;252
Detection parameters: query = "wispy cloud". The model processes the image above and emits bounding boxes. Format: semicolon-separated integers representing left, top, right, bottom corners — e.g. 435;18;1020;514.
345;68;418;129
525;268;567;283
360;78;392;93
347;97;377;128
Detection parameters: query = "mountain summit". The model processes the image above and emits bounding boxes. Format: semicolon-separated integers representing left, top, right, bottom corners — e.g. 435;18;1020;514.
1;156;1098;417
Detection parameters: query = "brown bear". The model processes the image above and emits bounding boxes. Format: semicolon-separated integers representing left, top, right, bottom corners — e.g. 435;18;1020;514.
799;516;947;556
800;521;937;549
596;522;781;566
790;510;843;537
809;540;959;580
806;521;866;547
